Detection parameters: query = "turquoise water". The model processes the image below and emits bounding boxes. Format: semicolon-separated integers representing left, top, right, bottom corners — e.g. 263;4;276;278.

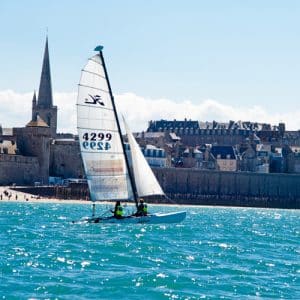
0;202;299;299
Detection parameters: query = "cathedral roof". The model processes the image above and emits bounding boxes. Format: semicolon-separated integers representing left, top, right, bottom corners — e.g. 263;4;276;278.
37;37;53;108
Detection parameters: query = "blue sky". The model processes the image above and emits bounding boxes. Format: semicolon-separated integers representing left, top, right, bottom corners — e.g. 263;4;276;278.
0;1;300;131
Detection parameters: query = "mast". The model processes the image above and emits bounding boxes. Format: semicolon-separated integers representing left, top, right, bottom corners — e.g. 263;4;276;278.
95;45;139;209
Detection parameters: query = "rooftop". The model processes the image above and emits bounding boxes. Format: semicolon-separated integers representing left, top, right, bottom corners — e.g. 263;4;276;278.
211;146;237;160
26;115;49;128
147;119;285;132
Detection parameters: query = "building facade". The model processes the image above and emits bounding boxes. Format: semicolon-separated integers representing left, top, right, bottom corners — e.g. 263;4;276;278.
0;38;83;185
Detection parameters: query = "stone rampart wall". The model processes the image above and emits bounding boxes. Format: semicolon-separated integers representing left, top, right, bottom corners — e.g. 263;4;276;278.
9;167;300;209
153;168;300;208
50;142;84;179
0;154;39;185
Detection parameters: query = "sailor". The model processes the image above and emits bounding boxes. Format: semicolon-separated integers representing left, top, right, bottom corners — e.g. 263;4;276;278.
113;201;124;219
136;198;148;216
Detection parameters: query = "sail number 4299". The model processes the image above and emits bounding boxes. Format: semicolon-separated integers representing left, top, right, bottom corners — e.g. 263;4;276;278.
82;132;112;151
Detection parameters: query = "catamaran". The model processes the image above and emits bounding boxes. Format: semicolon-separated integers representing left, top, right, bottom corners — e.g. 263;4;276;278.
76;45;186;224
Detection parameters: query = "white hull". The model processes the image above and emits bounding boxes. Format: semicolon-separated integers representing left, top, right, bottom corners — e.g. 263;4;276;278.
81;211;186;224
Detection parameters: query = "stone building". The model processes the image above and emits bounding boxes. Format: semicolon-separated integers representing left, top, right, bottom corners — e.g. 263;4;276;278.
0;38;84;185
282;145;300;173
133;131;168;151
31;37;57;138
239;144;257;172
210;146;238;172
147;119;299;147
50;138;83;179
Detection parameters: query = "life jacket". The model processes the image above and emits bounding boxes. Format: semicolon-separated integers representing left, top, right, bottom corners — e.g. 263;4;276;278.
115;205;123;217
143;204;148;214
137;203;147;216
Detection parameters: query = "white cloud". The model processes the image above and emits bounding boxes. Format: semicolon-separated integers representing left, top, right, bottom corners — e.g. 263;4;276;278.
0;90;78;133
116;92;300;131
0;90;299;133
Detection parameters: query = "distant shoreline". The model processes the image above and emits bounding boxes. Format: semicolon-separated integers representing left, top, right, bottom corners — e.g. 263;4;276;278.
1;186;299;210
0;186;88;204
0;186;185;207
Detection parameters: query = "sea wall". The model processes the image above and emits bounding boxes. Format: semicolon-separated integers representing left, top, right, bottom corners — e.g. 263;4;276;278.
10;168;300;209
0;154;39;185
153;168;300;208
50;140;84;179
13;183;89;200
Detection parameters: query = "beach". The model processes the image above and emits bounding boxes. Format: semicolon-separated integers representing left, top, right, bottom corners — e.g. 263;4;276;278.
0;186;90;205
0;186;189;209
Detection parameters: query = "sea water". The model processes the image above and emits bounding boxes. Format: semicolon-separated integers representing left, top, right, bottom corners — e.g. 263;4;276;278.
0;202;299;299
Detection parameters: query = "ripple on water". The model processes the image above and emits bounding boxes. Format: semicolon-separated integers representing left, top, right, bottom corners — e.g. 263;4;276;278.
0;203;299;299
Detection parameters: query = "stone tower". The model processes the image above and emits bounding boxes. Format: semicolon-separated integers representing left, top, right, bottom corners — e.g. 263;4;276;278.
32;37;57;137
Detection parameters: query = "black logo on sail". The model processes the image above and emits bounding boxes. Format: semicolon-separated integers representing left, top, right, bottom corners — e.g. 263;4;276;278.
85;94;104;106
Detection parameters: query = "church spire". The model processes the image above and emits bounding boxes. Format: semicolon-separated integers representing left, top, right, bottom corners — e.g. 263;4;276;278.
32;90;37;120
32;90;37;106
31;37;57;137
37;36;53;108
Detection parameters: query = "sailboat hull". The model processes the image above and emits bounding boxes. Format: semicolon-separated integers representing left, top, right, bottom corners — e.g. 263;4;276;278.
83;211;186;224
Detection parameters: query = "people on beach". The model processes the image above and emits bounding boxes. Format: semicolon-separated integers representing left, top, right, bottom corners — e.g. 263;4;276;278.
0;188;34;202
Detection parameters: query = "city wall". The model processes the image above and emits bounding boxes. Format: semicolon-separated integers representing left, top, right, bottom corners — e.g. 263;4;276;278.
10;168;300;209
13;183;89;200
153;168;300;208
50;140;84;179
0;154;39;185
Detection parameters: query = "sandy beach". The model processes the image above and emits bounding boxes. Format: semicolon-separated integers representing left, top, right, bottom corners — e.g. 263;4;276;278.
0;186;188;207
0;186;92;205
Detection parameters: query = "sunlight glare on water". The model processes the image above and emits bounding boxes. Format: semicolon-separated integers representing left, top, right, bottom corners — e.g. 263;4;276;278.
0;202;299;299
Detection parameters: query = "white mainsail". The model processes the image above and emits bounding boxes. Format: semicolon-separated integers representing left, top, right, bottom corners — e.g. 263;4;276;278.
123;118;165;197
77;52;133;201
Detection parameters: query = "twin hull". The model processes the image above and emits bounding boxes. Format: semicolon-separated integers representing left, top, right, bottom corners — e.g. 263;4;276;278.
85;211;186;224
